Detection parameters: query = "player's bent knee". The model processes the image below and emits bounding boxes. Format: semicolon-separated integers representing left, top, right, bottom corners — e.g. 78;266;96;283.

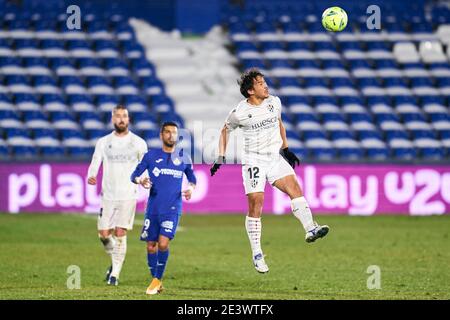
115;228;127;237
158;238;170;251
247;192;264;217
147;242;158;254
158;243;169;251
98;230;111;238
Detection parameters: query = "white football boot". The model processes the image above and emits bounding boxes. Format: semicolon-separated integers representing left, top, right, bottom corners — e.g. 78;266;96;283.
253;253;269;273
305;222;330;243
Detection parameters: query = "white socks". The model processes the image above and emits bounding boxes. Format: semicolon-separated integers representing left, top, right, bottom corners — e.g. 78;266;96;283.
245;216;262;257
111;235;127;278
99;234;115;256
291;197;315;232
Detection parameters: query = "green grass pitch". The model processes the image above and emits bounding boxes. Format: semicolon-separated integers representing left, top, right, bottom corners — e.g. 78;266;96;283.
0;213;449;300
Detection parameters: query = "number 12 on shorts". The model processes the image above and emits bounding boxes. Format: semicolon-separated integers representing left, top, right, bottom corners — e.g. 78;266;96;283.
248;167;260;179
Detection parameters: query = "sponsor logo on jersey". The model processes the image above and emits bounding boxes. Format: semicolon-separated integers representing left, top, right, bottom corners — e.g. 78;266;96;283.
156;158;163;163
152;168;183;179
152;167;161;177
106;154;137;162
161;221;174;230
251;116;278;130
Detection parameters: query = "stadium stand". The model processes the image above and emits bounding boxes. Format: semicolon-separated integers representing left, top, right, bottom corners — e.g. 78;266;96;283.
221;0;450;162
0;1;183;159
0;0;449;163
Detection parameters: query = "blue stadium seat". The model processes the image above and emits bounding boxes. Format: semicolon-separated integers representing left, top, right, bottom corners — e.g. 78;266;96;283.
6;128;30;138
0;143;9;158
302;130;327;140
60;128;84;140
309;147;337;160
0;110;19;120
40;146;65;158
32;128;57;139
86;128;109;140
50;111;75;122
67;146;94;158
12;145;38;158
329;131;354;140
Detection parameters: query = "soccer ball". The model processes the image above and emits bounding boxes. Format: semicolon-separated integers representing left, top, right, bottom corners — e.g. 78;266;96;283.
322;6;348;32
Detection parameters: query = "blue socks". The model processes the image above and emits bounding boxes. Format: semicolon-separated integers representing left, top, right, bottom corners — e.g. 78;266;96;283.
147;252;157;278
155;249;169;280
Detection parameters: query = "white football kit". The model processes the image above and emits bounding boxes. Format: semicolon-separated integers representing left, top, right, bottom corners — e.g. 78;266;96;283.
225;95;295;194
88;131;148;230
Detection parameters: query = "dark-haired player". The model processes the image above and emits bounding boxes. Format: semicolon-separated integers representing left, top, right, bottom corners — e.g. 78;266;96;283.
210;69;329;273
131;122;197;295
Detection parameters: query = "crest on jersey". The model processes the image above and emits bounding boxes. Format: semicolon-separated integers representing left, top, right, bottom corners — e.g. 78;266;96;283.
251;179;258;188
248;114;252;118
267;104;274;113
173;158;181;166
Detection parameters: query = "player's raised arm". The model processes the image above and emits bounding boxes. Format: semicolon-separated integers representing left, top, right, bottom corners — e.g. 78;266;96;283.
87;139;103;185
130;152;151;189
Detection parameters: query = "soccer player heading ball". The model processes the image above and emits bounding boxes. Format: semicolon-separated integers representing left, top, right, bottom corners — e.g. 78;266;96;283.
87;105;149;286
210;69;330;273
131;122;197;295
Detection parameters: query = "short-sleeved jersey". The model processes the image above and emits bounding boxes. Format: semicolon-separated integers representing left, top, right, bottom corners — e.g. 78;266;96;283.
225;95;283;165
87;131;148;201
130;149;197;217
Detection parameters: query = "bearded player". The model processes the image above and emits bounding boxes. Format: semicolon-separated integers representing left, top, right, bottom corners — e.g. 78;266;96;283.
87;105;149;285
210;68;329;273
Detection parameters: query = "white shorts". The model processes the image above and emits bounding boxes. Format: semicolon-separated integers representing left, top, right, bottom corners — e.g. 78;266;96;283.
98;199;137;231
242;157;295;194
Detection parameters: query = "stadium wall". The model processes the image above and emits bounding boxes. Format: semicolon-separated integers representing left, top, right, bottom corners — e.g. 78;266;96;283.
1;163;449;215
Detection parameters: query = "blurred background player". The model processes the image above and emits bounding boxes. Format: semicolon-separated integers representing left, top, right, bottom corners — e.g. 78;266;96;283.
130;122;197;295
87;105;149;286
210;68;330;273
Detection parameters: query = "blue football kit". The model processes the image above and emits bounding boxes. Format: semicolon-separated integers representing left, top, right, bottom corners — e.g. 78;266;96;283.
131;148;197;242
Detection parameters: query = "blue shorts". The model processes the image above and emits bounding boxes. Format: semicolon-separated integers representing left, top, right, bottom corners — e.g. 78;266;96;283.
140;214;180;242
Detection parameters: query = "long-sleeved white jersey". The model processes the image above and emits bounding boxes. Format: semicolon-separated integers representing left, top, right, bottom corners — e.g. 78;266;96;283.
225;95;283;165
87;131;148;201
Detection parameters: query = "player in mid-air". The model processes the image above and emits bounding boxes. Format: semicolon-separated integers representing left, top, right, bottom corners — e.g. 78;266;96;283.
130;122;197;295
210;68;329;273
87;105;149;286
